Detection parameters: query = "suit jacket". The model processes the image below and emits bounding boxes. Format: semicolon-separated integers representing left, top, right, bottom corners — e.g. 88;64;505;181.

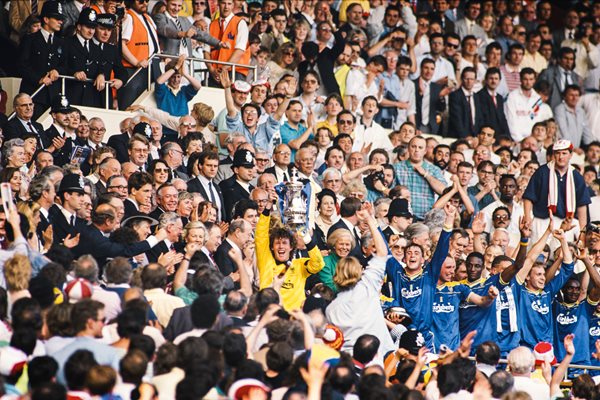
219;176;253;221
45;125;74;167
538;65;582;109
106;132;131;163
297;30;346;95
64;35;104;107
214;240;237;278
414;78;444;135
3;118;49;149
448;89;482;138
475;88;510;139
146;240;184;263
95;180;108;196
17;30;65;106
72;224;152;268
163;307;232;341
48;204;86;245
148;206;165;221
153;12;220;57
124;198;141;219
187;176;226;222
455;18;486;42
62;1;83;32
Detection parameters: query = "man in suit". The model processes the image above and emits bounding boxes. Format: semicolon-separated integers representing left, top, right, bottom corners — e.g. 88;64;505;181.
62;0;86;33
298;29;346;96
153;0;222;57
219;149;256;221
414;58;445;135
448;67;481;138
264;144;292;183
44;94;75;167
48;173;87;245
28;175;55;246
149;183;179;221
146;212;184;263
106;118;134;163
187;151;225;222
86;117;107;150
382;198;413;241
214;132;247;184
214;218;252;288
73;204;168;268
4;94;49;149
18;1;66;118
161;142;189;181
454;0;486;43
64;8;106;107
128;130;151;172
538;47;581;109
94;14;125;109
431;0;455;34
552;9;579;46
476;67;510;139
96;158;121;195
124;171;153;218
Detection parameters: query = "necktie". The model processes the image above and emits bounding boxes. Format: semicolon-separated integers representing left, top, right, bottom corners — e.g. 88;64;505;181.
170;243;175;251
353;227;361;246
220;18;226;38
140;13;160;54
174;17;187;48
31;0;38;15
208;181;216;203
283;171;289;182
466;94;474;130
569;30;574;40
27;122;36;133
564;71;570;90
48;33;53;45
84;40;89;54
70;215;75;226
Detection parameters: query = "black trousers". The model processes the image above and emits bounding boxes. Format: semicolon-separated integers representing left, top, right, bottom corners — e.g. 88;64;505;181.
118;58;161;110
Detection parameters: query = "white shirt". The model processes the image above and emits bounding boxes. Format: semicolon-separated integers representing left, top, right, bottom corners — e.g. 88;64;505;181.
164;12;187;56
58;205;77;225
197;174;222;213
352;119;394;153
580;93;600;143
504;88;546;142
512;376;550;400
220;13;248;51
173;328;207;345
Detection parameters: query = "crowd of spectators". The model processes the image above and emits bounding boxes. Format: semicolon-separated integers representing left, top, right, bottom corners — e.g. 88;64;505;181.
2;0;600;399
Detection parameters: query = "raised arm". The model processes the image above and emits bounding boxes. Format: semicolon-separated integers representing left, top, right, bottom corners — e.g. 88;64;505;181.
220;69;238;117
273;79;297;121
500;217;531;283
550;334;575;397
433;184;458;209
516;217;553;283
358;203;387;258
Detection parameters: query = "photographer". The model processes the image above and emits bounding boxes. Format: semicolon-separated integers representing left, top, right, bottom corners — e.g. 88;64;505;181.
365;164;396;202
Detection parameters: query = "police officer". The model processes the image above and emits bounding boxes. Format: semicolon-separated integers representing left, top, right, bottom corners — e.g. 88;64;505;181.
94;13;126;109
45;94;75;167
17;1;66;119
64;8;106;108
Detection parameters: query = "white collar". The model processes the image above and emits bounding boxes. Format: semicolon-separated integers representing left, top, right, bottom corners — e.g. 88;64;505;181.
40;28;51;42
165;11;179;22
58;205;76;224
226;238;241;253
236;179;251;192
76;33;88;48
127;197;140;210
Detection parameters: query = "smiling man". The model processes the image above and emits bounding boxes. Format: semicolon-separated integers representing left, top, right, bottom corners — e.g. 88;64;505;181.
255;196;324;311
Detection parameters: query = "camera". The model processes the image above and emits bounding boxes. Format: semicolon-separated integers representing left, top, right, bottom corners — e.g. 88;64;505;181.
116;6;125;19
363;170;386;192
261;12;270;21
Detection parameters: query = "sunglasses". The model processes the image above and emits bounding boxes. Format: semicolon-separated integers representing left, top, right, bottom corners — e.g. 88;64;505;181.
445;43;459;49
137;0;149;3
338;120;353;125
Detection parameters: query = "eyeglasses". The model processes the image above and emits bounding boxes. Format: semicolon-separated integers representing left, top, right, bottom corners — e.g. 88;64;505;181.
275;151;291;156
591;249;600;255
493;214;509;220
256;158;269;163
480;170;494;175
445;43;459;49
137;0;149;3
90;127;106;133
338;120;354;125
194;1;205;5
108;185;127;190
517;31;526;36
154;168;169;173
284;51;296;56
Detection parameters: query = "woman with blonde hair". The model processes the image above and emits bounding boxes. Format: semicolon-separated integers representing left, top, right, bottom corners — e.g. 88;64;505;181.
4;254;32;316
17;201;44;252
183;221;208;247
325;204;392;355
266;42;300;87
318;228;355;291
191;102;216;145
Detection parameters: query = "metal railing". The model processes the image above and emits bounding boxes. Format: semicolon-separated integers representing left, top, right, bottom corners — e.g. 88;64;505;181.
9;53;256;119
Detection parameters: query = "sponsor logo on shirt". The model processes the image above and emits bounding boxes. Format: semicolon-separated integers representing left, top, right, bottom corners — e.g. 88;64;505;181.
433;304;455;313
590;326;600;336
532;300;550;315
556;313;577;325
402;286;422;299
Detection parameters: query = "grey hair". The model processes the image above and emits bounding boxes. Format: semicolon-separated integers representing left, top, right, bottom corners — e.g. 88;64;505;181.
12;93;30;108
322;167;342;180
225;131;246;145
423;208;446;230
88;117;104;125
228;218;248;236
507;347;535;375
28;175;53;201
74;255;100;284
161;141;182;158
405;222;430;242
158;212;181;229
255;147;269;157
183;221;208;241
2;138;24;163
374;197;392;210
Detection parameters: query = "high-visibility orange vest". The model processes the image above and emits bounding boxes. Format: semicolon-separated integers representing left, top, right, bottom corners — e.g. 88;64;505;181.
122;9;152;68
209;15;251;76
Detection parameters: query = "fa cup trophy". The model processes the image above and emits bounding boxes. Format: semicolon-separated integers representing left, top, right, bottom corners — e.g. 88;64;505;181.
276;167;310;231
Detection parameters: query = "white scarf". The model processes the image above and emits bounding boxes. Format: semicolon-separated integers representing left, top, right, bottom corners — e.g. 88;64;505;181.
496;286;518;333
547;160;576;218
